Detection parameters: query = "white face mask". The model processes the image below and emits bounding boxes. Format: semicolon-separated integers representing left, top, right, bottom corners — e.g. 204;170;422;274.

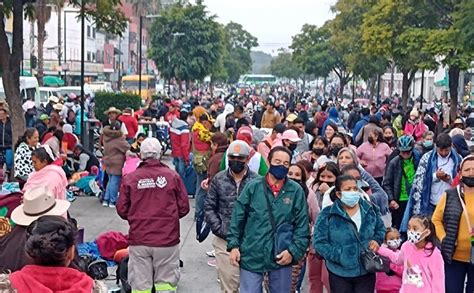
407;230;427;244
386;238;402;249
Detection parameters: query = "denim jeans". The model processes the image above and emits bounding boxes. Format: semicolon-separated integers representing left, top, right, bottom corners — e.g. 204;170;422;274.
194;171;208;220
173;157;186;179
240;267;292;293
104;174;121;204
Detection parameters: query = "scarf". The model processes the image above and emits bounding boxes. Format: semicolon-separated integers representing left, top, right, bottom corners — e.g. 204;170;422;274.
191;121;212;143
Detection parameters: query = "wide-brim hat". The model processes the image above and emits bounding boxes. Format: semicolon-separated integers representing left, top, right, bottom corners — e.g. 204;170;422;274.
104;107;122;115
48;96;59;104
53;103;63;111
11;186;70;226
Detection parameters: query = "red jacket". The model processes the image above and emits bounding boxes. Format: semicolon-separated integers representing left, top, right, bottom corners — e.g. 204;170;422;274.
117;159;190;247
119;114;139;139
170;119;190;163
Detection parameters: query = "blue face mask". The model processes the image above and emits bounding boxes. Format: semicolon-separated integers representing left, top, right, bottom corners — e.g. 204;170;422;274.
340;191;361;207
423;140;433;148
269;164;289;180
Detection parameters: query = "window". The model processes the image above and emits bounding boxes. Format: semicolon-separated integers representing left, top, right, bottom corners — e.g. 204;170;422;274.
92;27;96;38
87;26;91;37
87;52;91;61
92;53;96;62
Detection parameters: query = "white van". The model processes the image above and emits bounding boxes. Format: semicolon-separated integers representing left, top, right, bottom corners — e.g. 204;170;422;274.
0;76;41;106
87;81;113;93
58;86;93;98
39;87;61;105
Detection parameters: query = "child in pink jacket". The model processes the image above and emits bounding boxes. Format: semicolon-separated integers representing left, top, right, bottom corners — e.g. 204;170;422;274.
376;227;403;293
403;109;428;142
377;215;445;293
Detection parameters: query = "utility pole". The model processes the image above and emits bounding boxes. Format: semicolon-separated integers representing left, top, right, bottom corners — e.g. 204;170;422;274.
80;1;85;143
138;15;143;98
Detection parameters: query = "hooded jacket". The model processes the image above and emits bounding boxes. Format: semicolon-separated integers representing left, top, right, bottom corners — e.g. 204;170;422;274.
170;118;190;163
321;107;344;135
215;104;234;132
102;126;130;175
8;265;95;293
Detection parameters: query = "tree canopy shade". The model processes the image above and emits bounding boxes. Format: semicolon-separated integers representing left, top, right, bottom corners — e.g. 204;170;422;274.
270;49;302;81
0;0;128;144
148;3;224;83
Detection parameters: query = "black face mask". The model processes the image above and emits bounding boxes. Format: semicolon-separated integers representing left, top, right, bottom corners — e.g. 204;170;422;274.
462;176;474;188
319;180;334;187
384;136;393;142
288;144;297;152
312;148;324;156
331;147;342;157
229;160;246;174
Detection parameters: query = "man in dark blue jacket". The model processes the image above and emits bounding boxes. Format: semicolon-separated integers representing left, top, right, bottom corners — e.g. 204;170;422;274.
352;107;370;142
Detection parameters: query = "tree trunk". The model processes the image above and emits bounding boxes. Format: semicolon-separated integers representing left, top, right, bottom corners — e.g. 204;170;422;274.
449;65;460;124
401;70;416;112
37;0;46;86
0;0;26;148
389;62;395;97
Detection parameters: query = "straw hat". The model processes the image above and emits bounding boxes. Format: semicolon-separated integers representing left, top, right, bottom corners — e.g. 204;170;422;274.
53;103;63;111
104;107;122;115
48;96;59;104
11;186;70;226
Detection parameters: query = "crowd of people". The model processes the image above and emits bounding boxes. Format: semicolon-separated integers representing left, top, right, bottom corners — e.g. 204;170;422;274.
1;87;474;292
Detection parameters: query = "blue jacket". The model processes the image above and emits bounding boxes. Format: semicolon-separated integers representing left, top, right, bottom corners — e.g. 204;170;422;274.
352;115;369;141
321;107;340;135
313;198;385;278
360;168;389;215
400;148;462;231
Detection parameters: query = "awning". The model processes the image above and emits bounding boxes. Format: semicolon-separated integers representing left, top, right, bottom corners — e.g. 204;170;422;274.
434;79;448;87
43;75;65;87
21;70;32;76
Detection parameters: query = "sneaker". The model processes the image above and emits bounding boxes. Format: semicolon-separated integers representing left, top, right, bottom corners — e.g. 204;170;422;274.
109;203;116;208
206;250;216;257
102;201;108;207
207;259;216;267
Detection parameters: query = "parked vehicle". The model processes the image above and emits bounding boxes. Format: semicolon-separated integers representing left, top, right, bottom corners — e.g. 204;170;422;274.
0;76;41;106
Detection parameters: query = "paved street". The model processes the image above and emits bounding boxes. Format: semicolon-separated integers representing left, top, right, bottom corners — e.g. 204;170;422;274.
69;155;220;292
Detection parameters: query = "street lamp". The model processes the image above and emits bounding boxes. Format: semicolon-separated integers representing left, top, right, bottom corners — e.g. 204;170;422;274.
138;14;161;98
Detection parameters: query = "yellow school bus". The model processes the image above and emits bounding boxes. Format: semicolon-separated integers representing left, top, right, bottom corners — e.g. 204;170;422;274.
121;75;156;100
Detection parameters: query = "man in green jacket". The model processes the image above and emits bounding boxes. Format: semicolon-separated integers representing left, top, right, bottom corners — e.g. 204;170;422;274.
227;146;309;292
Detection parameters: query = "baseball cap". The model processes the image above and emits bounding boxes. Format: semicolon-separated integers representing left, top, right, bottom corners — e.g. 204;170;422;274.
140;137;162;158
227;140;250;158
286;113;298;122
280;129;301;142
39;114;49;121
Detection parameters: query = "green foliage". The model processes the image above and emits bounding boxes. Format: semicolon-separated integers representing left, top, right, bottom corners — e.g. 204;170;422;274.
454;0;474;51
148;3;224;83
220;22;258;83
94;92;141;121
270;49;302;80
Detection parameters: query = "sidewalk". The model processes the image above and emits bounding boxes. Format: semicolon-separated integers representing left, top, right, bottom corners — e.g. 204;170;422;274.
69;196;220;292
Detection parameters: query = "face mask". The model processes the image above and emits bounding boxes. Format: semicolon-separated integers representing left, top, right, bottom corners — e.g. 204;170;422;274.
386;238;402;250
368;137;376;144
384;136;393;142
331;147;342;157
312;148;324;156
423;140;433;148
407;230;426;244
269;164;289;180
320;180;334;187
288;144;297;152
340;191;361;207
461;176;474;188
229;160;246;174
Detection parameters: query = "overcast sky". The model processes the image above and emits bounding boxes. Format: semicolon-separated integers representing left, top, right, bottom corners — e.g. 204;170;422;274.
200;0;336;55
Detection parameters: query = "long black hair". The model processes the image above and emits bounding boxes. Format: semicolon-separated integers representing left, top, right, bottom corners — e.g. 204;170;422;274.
15;127;38;150
290;162;309;198
31;147;54;164
25;215;77;266
311;161;340;190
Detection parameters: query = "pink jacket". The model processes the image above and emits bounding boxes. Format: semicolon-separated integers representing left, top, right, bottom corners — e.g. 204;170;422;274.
378;242;445;293
24;164;67;200
356;142;392;178
376;246;403;292
404;121;427;142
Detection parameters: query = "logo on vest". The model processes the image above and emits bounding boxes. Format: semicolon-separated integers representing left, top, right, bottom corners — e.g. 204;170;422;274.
137;178;156;189
156;176;168;188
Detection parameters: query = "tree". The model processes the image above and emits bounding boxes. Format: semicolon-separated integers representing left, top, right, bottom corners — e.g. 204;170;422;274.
221;22;258;83
362;0;438;111
270;49;302;82
291;22;352;97
148;3;224;86
30;0;52;85
0;0;128;146
423;0;474;122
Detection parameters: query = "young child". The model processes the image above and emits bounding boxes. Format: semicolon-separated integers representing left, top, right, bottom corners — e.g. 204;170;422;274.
377;215;444;292
376;227;403;293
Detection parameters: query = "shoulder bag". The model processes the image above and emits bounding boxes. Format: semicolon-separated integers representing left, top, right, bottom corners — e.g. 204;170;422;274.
264;187;294;260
